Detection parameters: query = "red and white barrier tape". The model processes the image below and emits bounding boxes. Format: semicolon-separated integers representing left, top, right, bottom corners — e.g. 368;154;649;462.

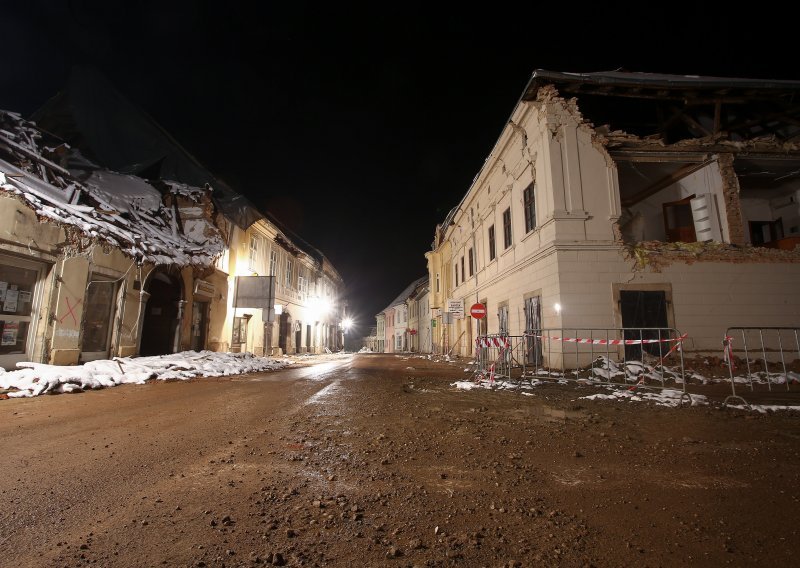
476;337;511;349
526;334;684;346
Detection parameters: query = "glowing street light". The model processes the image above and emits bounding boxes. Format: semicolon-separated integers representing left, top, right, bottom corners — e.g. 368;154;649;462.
308;296;332;320
342;317;353;332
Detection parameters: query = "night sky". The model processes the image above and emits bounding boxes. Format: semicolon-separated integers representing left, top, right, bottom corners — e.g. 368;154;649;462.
3;2;795;339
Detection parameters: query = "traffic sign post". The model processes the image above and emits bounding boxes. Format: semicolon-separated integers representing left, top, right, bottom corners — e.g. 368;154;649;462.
470;303;487;319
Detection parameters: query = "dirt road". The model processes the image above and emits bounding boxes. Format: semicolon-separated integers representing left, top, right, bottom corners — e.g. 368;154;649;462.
1;353;798;567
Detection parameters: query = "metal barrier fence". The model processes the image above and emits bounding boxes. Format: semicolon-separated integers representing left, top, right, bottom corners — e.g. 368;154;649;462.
473;328;688;401
723;327;800;407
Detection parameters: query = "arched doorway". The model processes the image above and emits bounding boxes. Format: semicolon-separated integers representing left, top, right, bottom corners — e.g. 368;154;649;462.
140;271;183;356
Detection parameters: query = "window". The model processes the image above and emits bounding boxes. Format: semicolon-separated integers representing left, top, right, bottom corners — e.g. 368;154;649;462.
503;208;512;249
297;267;309;297
0;254;44;368
454;263;458;287
460;256;465;282
468;248;474;276
269;250;279;277
523;184;537;233
524;295;542;365
498;304;509;334
488;225;496;261
285;258;293;288
435;272;440;293
82;278;117;356
248;235;260;270
232;316;248;345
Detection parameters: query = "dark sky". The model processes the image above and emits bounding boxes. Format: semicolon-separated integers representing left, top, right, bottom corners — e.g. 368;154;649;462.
2;1;795;339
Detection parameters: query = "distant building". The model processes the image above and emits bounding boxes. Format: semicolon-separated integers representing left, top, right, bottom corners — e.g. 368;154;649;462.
362;326;378;352
376;276;427;354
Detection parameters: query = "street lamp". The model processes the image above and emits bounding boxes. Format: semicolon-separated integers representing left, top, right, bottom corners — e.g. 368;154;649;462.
340;317;354;352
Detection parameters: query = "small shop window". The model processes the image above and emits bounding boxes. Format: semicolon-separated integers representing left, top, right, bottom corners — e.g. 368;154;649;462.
0;261;41;356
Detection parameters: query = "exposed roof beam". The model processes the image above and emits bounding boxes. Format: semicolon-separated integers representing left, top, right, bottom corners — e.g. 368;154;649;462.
674;106;713;137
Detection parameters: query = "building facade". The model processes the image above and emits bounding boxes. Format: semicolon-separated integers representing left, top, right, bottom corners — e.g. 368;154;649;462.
213;219;345;356
0;97;346;370
426;70;800;364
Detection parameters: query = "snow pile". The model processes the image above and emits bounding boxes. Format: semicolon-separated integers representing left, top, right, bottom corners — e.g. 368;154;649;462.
580;387;706;407
0;351;291;398
358;347;374;353
413;353;460;364
451;374;800;412
588;355;684;384
451;378;703;407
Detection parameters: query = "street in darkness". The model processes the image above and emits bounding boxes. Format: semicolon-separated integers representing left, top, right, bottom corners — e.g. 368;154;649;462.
1;354;798;567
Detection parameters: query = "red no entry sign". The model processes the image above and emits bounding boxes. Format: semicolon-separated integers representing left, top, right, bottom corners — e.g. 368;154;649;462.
470;303;487;319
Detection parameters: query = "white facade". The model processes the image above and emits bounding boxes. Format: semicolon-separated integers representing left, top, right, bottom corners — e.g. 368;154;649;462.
426;72;800;365
393;303;407;352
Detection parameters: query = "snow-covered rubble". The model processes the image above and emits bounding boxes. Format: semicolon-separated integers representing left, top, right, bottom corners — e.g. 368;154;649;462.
0;351;291;398
0;110;224;266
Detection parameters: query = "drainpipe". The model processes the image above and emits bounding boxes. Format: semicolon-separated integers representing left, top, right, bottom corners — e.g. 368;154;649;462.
471;215;480;354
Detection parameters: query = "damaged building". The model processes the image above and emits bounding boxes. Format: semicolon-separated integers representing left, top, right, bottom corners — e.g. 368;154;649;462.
427;70;800;361
0;110;225;369
0;68;346;370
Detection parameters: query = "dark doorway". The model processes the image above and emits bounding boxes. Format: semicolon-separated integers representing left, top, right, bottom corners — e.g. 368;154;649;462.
662;196;696;242
306;324;311;352
140;271;182;356
750;219;783;246
620;290;669;359
279;312;290;354
295;322;302;354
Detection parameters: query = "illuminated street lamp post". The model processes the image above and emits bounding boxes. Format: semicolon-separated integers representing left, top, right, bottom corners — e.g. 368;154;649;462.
341;317;353;351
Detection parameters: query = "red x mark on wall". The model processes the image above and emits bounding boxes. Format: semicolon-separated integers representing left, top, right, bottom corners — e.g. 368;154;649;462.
58;297;83;325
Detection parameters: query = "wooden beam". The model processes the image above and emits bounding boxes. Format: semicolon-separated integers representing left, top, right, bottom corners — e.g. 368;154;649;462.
675;106;713;137
621;160;715;207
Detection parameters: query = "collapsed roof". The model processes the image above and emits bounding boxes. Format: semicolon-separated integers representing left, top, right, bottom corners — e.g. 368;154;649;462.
0;110;224;266
522;69;800;143
435;69;800;232
31;66;262;230
31;66;329;265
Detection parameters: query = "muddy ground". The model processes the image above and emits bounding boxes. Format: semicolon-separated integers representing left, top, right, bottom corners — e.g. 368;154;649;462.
1;353;798;567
